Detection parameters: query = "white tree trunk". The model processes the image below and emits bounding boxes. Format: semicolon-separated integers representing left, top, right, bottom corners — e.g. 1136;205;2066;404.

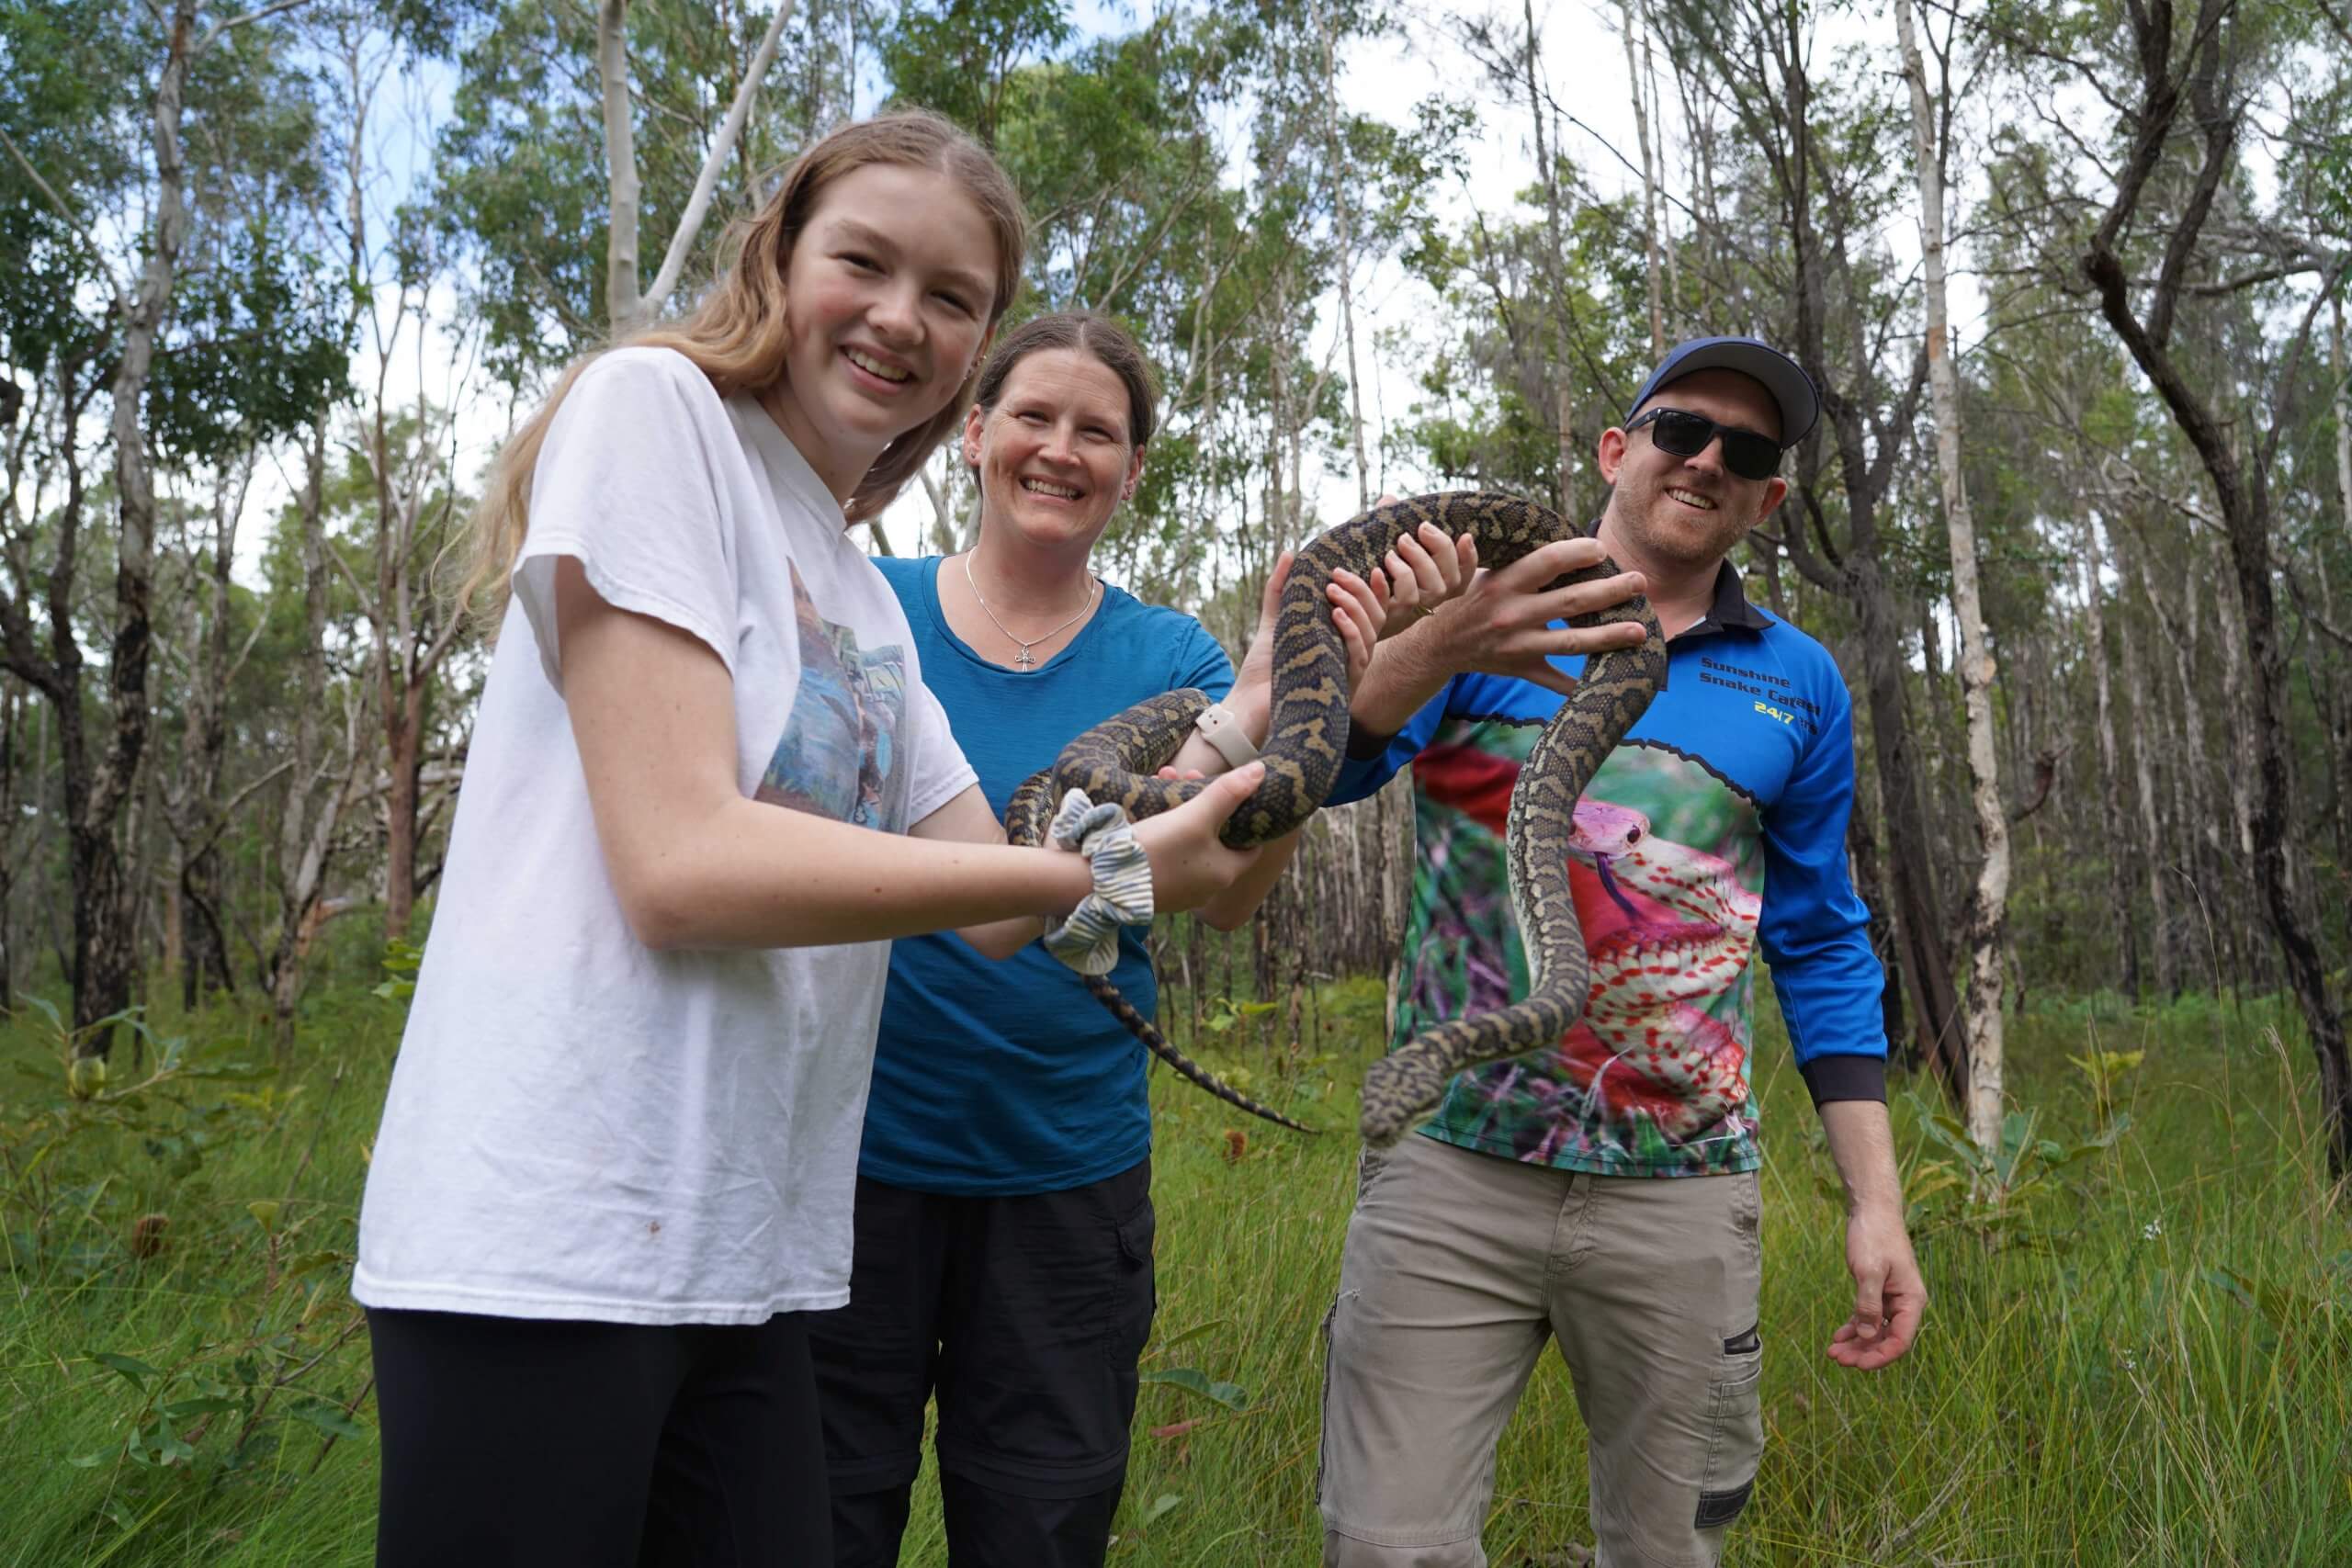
1642;9;1677;333
2079;513;2135;992
1310;0;1371;511
1620;0;1663;358
1897;0;2007;1149
2335;299;2351;544
2109;525;2176;994
2332;299;2351;859
598;0;643;330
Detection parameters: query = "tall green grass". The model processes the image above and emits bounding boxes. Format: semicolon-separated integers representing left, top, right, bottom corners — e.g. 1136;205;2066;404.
3;977;2346;1564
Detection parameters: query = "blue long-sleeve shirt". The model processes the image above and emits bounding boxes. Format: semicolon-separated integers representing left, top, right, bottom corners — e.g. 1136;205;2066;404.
1329;560;1885;1176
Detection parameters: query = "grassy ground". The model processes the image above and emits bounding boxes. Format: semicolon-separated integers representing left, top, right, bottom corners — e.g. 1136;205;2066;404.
2;965;2347;1565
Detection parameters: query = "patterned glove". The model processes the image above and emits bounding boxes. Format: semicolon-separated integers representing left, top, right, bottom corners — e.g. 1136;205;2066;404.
1041;788;1156;975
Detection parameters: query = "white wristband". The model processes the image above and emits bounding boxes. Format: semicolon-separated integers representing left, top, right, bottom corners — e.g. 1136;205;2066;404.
1193;702;1261;769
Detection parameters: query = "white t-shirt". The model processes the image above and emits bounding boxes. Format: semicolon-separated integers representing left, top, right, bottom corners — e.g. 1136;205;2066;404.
353;348;976;1325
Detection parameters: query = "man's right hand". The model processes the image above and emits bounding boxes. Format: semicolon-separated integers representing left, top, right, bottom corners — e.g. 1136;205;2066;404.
1403;533;1648;698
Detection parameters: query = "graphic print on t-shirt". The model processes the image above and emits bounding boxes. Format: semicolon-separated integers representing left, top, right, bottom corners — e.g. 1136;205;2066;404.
755;562;913;830
1399;729;1767;1175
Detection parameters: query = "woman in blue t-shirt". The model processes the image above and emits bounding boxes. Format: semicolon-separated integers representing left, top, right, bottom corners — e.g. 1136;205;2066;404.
808;311;1442;1566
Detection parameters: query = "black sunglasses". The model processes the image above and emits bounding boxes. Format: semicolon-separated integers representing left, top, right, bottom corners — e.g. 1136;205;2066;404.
1625;407;1782;482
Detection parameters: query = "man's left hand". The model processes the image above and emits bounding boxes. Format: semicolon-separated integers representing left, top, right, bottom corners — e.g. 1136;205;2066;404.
1827;1204;1925;1371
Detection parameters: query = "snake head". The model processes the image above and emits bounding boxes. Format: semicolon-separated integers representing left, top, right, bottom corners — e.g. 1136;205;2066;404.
1567;799;1650;858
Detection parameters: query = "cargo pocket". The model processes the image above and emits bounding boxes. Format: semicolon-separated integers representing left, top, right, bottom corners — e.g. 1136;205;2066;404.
1694;1330;1763;1531
1107;1194;1158;1364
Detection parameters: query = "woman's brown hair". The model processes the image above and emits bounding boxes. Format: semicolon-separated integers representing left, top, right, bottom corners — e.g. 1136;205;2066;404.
459;109;1027;621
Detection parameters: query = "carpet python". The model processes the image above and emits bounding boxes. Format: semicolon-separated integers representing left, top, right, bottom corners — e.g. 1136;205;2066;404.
1004;491;1667;1146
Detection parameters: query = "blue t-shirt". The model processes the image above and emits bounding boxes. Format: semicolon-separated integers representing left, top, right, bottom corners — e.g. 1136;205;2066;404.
861;554;1234;1194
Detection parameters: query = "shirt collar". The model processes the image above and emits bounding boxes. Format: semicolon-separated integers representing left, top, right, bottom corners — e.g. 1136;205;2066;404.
1689;557;1772;637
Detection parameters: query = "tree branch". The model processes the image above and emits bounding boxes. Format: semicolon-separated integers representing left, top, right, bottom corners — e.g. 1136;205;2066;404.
182;760;296;862
2008;744;2064;825
0;125;128;302
639;0;799;323
197;0;312;51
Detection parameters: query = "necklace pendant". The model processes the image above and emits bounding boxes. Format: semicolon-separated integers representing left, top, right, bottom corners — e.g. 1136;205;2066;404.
1014;645;1036;670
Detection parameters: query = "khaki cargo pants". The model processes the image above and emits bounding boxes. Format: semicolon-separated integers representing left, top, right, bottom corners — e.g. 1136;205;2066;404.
1317;1134;1765;1568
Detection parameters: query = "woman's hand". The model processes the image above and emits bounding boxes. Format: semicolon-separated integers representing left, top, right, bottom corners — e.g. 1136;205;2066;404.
1129;762;1266;911
1234;547;1407;698
1367;518;1477;641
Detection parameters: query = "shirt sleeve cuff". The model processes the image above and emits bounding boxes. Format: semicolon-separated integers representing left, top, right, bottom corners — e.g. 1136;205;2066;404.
1345;725;1396;761
1799;1054;1886;1106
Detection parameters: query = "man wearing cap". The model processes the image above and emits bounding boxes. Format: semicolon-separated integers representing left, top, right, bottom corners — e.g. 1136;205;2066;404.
1315;337;1926;1568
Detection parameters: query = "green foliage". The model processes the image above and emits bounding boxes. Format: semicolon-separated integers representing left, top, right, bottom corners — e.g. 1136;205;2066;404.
1134;1366;1249;1411
1197;995;1277;1034
2;981;2350;1562
146;213;354;462
1899;1088;2133;1244
2;990;391;1562
0;0;141;374
0;0;347;463
369;941;422;1004
2069;1047;2144;1128
883;0;1076;149
432;0;852;377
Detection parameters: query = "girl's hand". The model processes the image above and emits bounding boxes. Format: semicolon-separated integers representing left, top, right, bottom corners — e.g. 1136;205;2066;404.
1322;566;1385;690
1129;761;1265;911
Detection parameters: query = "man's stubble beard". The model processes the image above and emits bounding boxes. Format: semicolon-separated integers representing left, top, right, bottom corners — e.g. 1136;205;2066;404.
1602;468;1757;575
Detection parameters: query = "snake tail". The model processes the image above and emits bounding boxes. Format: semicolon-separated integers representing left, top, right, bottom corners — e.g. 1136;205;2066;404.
1008;695;1307;1134
1083;975;1317;1134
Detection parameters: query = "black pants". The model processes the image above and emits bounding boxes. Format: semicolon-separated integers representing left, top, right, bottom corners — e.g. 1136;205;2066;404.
368;1306;831;1567
808;1159;1157;1568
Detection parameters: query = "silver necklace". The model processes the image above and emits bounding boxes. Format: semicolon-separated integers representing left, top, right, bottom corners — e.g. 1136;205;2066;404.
963;551;1098;670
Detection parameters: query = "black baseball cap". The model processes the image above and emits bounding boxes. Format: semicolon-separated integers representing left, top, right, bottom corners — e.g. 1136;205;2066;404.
1623;336;1819;449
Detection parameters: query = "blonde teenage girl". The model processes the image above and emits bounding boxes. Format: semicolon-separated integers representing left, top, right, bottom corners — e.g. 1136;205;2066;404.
352;113;1265;1568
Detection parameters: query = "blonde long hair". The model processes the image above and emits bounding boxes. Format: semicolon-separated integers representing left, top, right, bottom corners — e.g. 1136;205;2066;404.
458;110;1027;622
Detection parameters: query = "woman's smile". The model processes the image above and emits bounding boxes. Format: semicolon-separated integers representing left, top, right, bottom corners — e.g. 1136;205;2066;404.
965;347;1145;548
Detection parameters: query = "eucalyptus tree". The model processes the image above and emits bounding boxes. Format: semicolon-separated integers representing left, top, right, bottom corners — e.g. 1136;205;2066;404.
0;0;346;1050
1652;0;1962;1094
890;0;1456;603
435;0;846;384
1418;4;1650;520
1897;0;2008;1145
1976;0;2350;1172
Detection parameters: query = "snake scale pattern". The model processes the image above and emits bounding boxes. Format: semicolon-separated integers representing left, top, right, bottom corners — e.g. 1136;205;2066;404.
1004;491;1667;1146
